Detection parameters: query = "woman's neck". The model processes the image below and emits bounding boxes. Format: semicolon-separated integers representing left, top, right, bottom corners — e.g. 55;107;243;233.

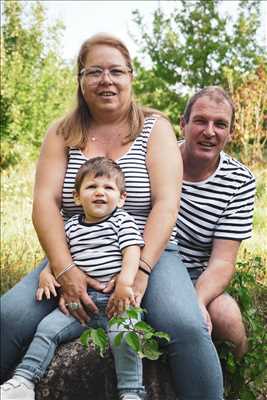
90;108;128;126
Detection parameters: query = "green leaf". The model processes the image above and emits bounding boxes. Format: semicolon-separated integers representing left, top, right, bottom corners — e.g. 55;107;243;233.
134;320;154;332
90;328;109;357
141;338;162;360
125;332;141;353
154;331;170;342
113;331;124;347
80;329;92;348
108;316;127;328
125;308;140;320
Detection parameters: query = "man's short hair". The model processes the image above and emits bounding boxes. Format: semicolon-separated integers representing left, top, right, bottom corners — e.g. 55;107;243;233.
183;86;235;132
75;157;126;193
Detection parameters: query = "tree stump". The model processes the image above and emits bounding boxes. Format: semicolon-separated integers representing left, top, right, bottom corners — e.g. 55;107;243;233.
36;339;176;400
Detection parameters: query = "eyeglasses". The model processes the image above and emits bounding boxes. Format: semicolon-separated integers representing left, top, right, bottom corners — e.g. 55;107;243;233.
79;66;132;85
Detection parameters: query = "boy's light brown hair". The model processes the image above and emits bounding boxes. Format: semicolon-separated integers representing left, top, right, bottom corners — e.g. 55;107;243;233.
75;157;126;194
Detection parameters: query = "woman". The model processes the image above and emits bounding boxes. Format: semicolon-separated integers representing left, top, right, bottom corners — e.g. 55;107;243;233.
1;34;224;399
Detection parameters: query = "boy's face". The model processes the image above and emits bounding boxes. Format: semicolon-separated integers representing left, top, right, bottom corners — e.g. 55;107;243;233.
74;174;126;223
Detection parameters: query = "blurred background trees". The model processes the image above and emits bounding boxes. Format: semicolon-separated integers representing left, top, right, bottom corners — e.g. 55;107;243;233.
132;0;267;164
1;0;75;168
1;0;266;167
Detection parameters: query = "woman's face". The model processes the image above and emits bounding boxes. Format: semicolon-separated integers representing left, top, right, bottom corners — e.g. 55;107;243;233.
80;45;132;118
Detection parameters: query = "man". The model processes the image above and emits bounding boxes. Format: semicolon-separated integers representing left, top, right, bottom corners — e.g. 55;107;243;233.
178;86;256;358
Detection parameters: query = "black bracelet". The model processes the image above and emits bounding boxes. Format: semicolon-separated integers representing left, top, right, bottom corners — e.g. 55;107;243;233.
139;266;151;276
140;257;152;272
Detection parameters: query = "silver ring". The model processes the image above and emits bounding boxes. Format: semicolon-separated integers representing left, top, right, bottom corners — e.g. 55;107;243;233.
66;302;81;311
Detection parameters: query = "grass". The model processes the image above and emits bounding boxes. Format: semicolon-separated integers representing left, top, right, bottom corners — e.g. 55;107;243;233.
1;161;44;294
238;166;267;277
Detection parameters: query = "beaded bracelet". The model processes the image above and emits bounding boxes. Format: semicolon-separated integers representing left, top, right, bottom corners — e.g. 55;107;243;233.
55;262;76;281
139;265;151;276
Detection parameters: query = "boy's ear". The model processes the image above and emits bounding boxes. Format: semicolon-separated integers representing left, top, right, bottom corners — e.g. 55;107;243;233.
73;190;81;206
118;191;127;208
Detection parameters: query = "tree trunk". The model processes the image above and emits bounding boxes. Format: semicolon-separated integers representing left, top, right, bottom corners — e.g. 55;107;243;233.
36;339;176;400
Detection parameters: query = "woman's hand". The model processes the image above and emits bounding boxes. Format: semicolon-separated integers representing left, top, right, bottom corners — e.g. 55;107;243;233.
106;283;136;319
132;270;149;307
36;263;61;301
58;266;106;325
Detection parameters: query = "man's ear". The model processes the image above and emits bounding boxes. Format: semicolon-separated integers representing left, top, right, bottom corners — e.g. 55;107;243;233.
118;191;127;208
180;115;186;134
226;128;234;144
73;190;81;206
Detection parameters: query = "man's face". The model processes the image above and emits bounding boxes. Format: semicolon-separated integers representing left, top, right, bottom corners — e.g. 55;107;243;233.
181;96;233;162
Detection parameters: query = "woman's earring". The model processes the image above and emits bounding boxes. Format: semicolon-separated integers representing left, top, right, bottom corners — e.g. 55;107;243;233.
81;83;85;95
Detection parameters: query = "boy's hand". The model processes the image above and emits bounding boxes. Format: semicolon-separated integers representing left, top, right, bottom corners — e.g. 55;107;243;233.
36;264;61;301
106;283;136;319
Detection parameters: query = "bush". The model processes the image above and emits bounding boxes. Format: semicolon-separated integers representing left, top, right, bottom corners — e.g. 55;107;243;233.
219;256;267;399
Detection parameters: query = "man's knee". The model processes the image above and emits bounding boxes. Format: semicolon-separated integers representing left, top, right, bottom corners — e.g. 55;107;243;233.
208;294;248;358
208;293;243;328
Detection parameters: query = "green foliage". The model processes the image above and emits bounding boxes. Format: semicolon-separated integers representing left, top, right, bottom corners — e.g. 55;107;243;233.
228;65;267;164
1;0;75;168
80;307;170;361
219;256;267;399
132;0;267;131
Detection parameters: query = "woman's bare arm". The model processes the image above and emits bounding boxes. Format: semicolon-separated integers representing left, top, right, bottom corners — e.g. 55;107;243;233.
32;123;71;270
32;123;105;323
134;117;182;304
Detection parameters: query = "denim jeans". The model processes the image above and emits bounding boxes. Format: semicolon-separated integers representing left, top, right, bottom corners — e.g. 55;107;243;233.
13;289;144;395
142;244;224;400
1;246;224;399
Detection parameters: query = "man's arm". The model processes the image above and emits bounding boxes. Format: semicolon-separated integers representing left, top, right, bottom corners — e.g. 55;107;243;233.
195;239;241;307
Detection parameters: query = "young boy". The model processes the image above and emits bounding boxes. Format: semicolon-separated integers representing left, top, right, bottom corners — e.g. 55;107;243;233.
1;157;146;400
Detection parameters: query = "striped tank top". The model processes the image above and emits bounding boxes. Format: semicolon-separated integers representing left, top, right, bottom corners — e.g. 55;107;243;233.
61;116;177;244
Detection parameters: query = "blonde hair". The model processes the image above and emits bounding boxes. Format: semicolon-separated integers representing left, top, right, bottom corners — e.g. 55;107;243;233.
57;33;160;148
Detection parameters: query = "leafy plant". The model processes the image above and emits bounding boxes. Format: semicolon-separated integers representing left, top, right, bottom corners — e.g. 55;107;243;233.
80;307;170;360
219;257;267;399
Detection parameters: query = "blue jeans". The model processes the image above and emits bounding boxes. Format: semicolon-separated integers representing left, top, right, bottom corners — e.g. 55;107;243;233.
142;244;224;400
14;289;144;395
1;246;224;399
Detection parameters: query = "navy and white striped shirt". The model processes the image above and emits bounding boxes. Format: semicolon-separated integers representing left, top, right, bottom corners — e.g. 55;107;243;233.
65;208;144;282
177;151;256;270
61;116;178;244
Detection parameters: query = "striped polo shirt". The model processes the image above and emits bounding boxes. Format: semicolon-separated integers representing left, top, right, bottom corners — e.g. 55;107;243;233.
65;208;144;282
177;151;256;271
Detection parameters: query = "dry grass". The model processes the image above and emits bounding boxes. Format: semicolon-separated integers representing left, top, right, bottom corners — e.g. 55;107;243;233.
1;161;44;294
